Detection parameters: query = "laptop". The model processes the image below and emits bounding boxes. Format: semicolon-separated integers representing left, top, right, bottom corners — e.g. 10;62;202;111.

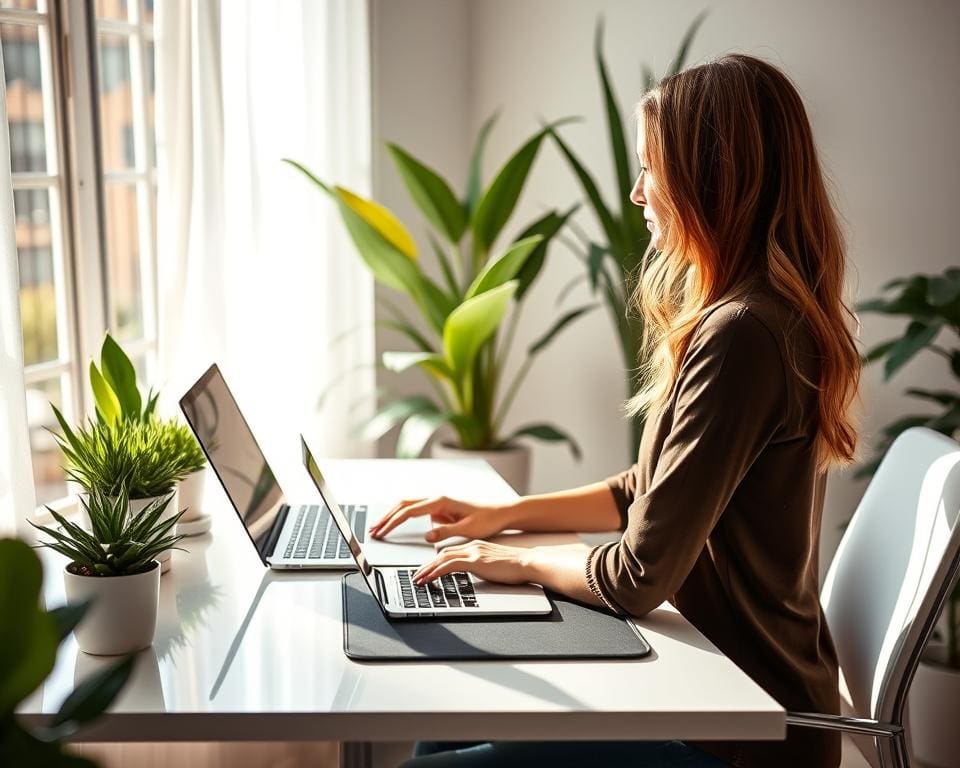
179;364;437;569
301;436;553;618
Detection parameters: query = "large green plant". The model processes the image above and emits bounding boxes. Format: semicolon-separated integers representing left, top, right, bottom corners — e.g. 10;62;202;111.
285;118;593;458
549;15;706;460
0;538;135;766
857;266;960;667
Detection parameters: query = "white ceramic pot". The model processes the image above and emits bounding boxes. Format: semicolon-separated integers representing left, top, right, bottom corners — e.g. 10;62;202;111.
130;489;179;574
64;560;160;655
908;656;960;767
177;469;206;522
430;441;531;495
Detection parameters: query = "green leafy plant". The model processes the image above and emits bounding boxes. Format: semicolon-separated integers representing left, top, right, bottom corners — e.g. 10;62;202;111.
49;415;192;500
285;117;593;459
548;15;706;460
856;267;960;478
856;266;960;668
30;487;185;577
0;538;135;766
89;333;158;426
161;422;206;476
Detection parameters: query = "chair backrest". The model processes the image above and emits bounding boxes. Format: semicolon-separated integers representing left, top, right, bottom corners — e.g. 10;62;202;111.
821;427;960;725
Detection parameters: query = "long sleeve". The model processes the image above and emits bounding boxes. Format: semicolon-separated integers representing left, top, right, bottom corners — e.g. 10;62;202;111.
588;306;787;617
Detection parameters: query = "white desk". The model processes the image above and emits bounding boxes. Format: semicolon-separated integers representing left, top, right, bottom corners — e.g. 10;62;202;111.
23;459;784;767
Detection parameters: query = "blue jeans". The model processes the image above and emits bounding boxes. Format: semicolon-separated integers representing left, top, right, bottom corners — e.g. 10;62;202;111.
399;740;730;767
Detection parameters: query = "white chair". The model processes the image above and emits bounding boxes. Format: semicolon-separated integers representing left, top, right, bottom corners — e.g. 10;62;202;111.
787;427;960;767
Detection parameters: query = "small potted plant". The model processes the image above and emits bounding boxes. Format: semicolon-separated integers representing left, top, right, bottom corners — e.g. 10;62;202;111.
89;333;209;530
856;266;960;767
29;488;184;656
49;414;191;572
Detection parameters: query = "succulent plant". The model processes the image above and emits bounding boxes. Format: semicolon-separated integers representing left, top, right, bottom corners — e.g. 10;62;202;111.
30;487;185;577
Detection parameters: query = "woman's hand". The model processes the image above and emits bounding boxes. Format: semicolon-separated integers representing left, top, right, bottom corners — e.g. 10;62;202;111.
368;496;510;543
412;541;532;586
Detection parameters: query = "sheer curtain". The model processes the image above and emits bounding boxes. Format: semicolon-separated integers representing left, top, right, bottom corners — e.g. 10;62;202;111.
0;45;35;537
155;0;376;484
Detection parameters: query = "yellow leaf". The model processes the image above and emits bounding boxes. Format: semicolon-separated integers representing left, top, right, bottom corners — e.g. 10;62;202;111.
334;186;417;260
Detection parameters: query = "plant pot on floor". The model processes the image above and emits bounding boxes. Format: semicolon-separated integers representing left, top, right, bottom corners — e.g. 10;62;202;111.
64;559;161;655
907;650;960;767
431;441;531;495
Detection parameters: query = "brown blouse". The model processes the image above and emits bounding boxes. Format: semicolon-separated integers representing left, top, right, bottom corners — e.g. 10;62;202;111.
587;289;840;768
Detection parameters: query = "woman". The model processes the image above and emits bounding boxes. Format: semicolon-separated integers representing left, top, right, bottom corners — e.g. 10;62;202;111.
371;53;860;768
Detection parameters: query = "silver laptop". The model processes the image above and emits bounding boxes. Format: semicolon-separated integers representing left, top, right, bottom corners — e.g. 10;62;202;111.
301;436;553;618
179;364;436;569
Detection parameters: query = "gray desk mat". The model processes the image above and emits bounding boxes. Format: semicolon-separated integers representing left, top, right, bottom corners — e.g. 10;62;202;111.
341;572;652;661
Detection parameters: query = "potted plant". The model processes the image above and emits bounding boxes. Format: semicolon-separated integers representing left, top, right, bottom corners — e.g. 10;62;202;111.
29;488;184;656
285;118;592;493
49;414;191;572
548;15;705;461
88;333;209;528
856;266;960;767
0;538;136;765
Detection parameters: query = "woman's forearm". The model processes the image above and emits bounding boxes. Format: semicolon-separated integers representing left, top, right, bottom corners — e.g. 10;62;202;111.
522;543;605;607
500;482;622;533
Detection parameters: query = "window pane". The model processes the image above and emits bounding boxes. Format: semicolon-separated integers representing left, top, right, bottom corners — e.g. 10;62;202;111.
97;33;135;171
26;376;68;504
1;23;48;173
15;188;60;366
0;1;40;11
146;39;155;166
104;181;143;340
95;0;128;21
143;0;154;25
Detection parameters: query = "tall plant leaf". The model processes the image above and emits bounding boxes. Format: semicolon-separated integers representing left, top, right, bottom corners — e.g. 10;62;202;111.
387;144;466;243
528;304;598;356
100;333;141;419
89;362;121;426
471;118;577;252
513;205;579;300
463;111;499;218
464;235;543;300
49;654;137;731
594;19;635;251
382;351;454;381
883;320;943;380
443;281;517;377
360;395;441;442
502;423;582;460
396;409;450;458
665;10;708;76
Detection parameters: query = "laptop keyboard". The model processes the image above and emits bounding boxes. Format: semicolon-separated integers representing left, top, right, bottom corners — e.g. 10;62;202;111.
283;504;366;560
397;569;478;610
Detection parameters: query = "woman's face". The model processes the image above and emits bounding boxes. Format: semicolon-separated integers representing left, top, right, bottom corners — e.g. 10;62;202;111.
629;125;663;249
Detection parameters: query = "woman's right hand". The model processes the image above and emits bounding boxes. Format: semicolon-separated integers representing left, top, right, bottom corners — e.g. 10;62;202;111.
368;496;510;543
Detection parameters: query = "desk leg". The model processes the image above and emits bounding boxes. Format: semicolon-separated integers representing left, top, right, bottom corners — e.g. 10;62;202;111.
341;741;373;768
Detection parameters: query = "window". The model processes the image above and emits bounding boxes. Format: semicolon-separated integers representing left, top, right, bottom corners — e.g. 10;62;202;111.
0;0;159;503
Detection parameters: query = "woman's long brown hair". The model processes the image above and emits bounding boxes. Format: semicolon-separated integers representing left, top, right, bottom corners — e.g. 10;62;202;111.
627;53;860;471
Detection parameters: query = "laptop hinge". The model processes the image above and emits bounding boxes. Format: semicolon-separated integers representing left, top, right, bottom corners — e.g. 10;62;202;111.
260;503;289;561
374;569;389;606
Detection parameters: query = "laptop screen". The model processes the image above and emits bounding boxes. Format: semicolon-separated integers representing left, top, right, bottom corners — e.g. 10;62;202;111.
300;437;379;597
180;364;285;563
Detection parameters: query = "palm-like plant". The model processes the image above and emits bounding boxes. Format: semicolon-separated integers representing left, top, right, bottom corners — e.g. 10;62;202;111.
30;487;185;577
548;15;706;460
286;117;593;458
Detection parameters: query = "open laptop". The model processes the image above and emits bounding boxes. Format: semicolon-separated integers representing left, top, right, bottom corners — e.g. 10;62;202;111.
301;436;553;618
179;364;436;569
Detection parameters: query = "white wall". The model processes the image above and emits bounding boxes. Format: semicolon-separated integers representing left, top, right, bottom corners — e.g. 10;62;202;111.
371;0;960;573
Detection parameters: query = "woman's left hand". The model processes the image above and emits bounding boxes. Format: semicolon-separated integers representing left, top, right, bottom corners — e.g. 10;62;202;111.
412;541;532;586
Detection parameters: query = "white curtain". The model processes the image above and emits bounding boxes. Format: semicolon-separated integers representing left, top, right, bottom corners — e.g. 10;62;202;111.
155;0;376;482
0;42;36;537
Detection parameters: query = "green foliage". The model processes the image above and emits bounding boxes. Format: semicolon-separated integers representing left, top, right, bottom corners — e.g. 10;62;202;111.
0;539;134;766
549;14;706;460
49;413;193;499
89;334;158;427
857;267;960;667
30;487;185;577
285;117;591;457
856;268;960;478
160;421;206;476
